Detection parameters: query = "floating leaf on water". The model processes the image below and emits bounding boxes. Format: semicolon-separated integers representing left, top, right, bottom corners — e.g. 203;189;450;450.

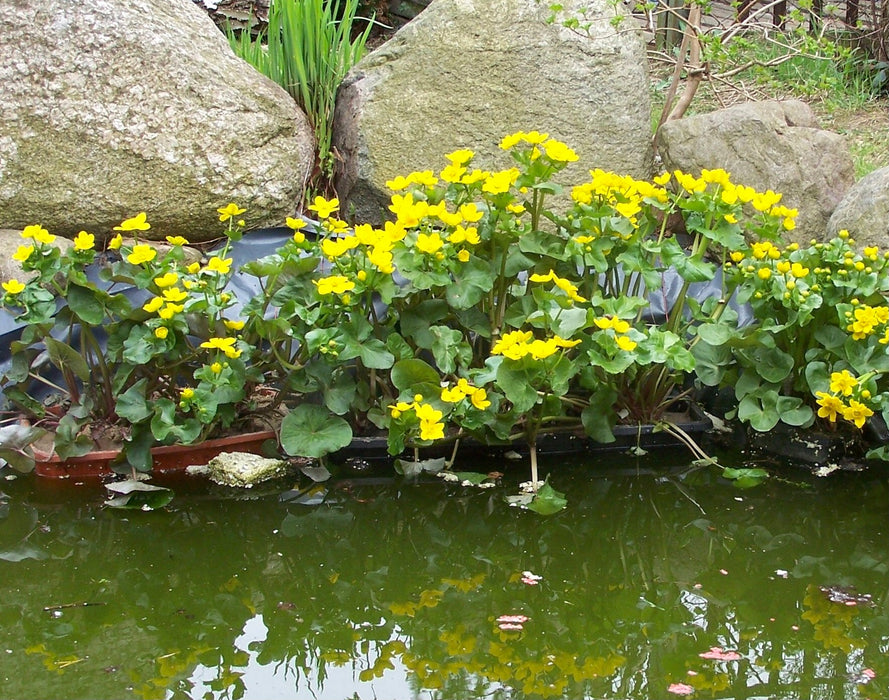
394;457;446;478
300;465;332;482
104;480;173;510
721;466;768;488
524;480;568;516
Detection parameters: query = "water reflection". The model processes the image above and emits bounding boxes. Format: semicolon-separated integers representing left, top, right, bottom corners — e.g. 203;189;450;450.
0;453;886;700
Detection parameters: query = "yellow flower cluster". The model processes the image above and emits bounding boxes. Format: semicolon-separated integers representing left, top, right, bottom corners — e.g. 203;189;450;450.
389;396;446;441
815;371;875;428
846;303;889;342
728;241;816;301
440;378;491;410
491;329;581;361
571;170;668;231
592;316;638;351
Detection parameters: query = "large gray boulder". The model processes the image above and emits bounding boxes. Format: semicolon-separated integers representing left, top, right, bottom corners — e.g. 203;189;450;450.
332;0;653;224
657;100;855;245
0;0;314;242
827;166;889;249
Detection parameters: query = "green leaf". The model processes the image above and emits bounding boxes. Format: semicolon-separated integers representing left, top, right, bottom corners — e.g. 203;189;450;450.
696;322;735;346
721;467;769;489
692;340;732;387
391;359;440;391
518;230;570;260
394;457;446;478
104;480;174;510
66;283;108;325
660;239;716;282
280;404;353;459
775;396;814;427
446;256;494;309
44;337;90;382
115;379;153;423
53;414;95;460
429;326;471;375
524;480;568;515
580;386;618;443
737;392;780;432
495;362;540;414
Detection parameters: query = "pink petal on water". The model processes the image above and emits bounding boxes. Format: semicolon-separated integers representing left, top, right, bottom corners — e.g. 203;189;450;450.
521;577;540;585
698;647;742;661
719;569;729;575
496;614;529;624
667;682;695;695
498;622;524;631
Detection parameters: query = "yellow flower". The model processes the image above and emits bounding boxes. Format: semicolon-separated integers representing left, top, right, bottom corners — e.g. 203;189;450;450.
491;330;534;358
499;132;524;150
611;319;631;334
187;262;201;274
292;231;306;244
73;231;95;251
483;168;519;195
114;212;151;232
470;388;491;410
829;370;857;396
730;251;744;263
440;164;467;184
458;203;484;223
162;287;188;302
217;203;246;222
154;327;169;340
210;362;223;374
142;296;164;313
408;170;438;187
815;392;844;422
20;224;48;240
841;399;873;429
724;213;738;224
367;247;394;274
528;269;586;303
205;256;232;275
321;235;359;260
416;232;444;255
419;418;445;441
445;149;475;166
153;272;178;288
166;235;189;246
314;275;356;295
158;303;184;320
224;319;245;331
758;267;771;280
127;244;157;265
181;388;195;400
307;196;339;218
323;217;350;234
286;217;308;230
790;262;809;278
200;336;242;359
12;245;34;262
457;249;470;263
542;139;578;163
615;335;637;351
440;386;465;403
2;279;26;295
385;175;412;191
108;234;124;250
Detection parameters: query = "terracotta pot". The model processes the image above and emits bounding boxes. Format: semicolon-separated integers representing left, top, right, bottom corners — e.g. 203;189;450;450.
33;430;278;479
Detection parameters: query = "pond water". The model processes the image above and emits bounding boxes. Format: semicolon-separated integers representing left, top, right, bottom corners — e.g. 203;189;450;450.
1;449;887;700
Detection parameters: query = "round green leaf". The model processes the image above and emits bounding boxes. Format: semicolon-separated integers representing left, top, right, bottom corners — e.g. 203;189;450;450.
281;404;353;458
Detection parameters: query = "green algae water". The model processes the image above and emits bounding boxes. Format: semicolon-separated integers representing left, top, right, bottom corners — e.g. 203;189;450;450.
1;451;886;700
